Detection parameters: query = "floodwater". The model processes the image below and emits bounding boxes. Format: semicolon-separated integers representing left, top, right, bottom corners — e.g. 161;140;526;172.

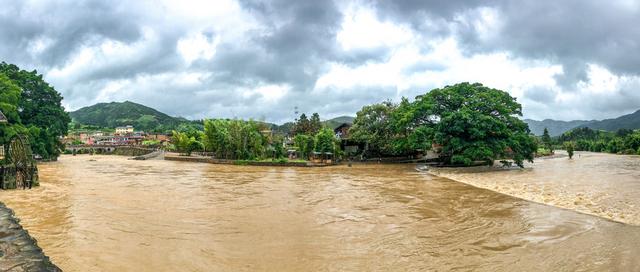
430;151;640;225
0;155;639;271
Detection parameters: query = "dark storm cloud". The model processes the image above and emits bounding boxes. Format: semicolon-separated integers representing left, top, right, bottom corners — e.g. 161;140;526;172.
488;1;640;77
523;87;556;104
231;0;343;91
1;0;639;122
375;0;640;87
0;1;144;68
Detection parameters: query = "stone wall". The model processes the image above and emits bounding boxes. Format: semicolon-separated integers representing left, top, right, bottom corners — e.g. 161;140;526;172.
0;202;60;271
112;147;156;157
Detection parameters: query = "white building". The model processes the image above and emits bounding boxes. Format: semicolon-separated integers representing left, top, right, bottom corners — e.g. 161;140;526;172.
115;125;134;135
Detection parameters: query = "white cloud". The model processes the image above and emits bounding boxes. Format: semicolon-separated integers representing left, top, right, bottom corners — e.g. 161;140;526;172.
317;37;562;105
3;0;640;123
177;33;220;64
337;4;413;51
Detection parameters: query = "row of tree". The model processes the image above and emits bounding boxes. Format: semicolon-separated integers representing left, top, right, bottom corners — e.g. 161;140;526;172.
171;113;341;161
172;82;539;166
349;82;538;167
202;119;269;160
0;62;70;160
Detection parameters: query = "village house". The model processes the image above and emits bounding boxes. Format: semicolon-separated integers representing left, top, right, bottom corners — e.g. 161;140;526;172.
333;123;351;139
145;134;170;146
332;123;361;156
0;110;7;124
115;125;134;135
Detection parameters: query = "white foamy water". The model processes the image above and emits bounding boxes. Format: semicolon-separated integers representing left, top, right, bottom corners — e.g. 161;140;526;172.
429;151;640;225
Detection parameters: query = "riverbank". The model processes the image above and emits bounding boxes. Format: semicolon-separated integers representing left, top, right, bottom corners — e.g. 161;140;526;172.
0;202;60;271
164;153;335;167
427;151;640;226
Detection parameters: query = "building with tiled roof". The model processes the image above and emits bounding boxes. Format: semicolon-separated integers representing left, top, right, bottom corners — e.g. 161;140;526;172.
0;110;7;124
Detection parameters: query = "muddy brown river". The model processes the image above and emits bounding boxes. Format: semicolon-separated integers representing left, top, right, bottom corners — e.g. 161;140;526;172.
1;155;639;271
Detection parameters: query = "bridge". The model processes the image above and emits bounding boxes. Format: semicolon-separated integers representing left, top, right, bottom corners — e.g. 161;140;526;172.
65;144;123;153
65;145;157;157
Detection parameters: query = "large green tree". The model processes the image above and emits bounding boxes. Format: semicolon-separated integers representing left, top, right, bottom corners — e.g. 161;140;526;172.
294;134;314;159
0;73;28;144
541;127;552;151
404;82;537;167
203;119;266;160
314;127;336;153
292;112;322;136
349;101;399;156
0;62;70;159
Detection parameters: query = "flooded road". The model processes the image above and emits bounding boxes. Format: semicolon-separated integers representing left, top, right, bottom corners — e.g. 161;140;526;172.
1;155;639;271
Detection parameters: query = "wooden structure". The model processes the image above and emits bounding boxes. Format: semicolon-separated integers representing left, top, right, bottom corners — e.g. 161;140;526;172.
0;110;7;124
333;123;351;139
311;151;334;164
0;135;39;189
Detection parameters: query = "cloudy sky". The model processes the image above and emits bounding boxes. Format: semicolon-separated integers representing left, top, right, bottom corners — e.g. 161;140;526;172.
1;0;639;123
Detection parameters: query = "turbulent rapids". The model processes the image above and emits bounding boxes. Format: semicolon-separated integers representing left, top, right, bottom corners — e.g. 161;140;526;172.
429;151;640;225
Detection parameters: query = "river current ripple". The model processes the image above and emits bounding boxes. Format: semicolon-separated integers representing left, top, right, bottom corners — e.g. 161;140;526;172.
0;155;639;271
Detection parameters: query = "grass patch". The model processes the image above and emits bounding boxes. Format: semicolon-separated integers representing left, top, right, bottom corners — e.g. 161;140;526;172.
234;160;250;165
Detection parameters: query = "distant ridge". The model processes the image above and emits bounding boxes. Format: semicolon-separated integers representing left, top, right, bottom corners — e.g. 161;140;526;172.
323;116;355;129
526;109;640;136
577;110;640;131
525;119;593;136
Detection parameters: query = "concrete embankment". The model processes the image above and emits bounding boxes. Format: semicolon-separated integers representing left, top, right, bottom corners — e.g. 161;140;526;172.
164;154;333;167
0;202;60;271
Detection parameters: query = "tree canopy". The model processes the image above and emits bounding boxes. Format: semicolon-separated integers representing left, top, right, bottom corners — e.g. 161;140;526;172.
349;101;400;156
203;119;267;160
0;62;70;159
350;82;537;167
292;112;322;136
542;127;552;151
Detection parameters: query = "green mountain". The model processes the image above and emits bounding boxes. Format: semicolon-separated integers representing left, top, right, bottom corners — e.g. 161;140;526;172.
579;110;640;131
525;119;593;136
69;101;184;131
323;116;355;129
